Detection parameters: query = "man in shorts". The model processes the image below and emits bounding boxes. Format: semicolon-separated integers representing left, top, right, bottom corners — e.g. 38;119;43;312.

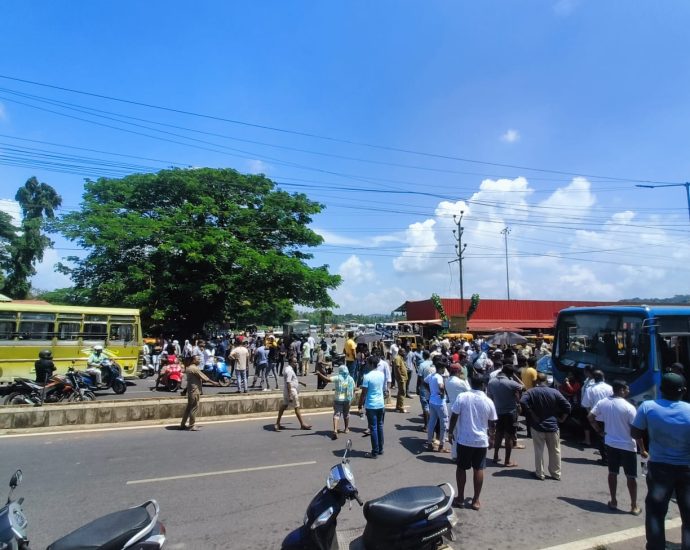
317;365;355;439
589;380;647;515
275;356;312;431
448;375;497;511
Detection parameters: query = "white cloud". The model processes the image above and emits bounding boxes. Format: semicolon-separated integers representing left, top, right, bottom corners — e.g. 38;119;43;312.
500;129;520;143
246;159;269;174
314;228;360;246
553;0;580;16
393;219;438;273
30;248;73;290
338;255;375;284
0;199;20;226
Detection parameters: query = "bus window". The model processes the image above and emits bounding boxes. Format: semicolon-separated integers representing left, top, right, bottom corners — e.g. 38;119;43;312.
18;313;55;340
556;313;645;377
57;322;81;341
110;324;134;342
83;323;107;340
0;320;15;340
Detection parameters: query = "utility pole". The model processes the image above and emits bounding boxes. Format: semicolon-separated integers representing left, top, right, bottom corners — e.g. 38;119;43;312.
452;211;467;314
501;226;511;300
636;182;690;222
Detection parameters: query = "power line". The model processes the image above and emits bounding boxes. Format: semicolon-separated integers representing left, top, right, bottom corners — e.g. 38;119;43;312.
0;73;682;185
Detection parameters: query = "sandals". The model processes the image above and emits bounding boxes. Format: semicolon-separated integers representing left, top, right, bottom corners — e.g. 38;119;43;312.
630;506;642;516
469;499;481;511
437;447;451;454
451;497;464;508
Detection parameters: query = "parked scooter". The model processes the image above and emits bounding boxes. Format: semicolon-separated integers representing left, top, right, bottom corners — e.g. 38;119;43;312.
157;363;183;392
78;358;127;394
202;358;232;387
0;469;166;549
281;440;457;550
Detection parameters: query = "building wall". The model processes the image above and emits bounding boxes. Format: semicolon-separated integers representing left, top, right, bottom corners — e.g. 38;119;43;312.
404;298;625;325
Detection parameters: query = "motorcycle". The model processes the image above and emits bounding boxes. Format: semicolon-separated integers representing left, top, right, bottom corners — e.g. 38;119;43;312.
281;440;457;550
202;359;232;387
157;363;183;392
0;469;166;549
3;370;94;406
78;358;127;394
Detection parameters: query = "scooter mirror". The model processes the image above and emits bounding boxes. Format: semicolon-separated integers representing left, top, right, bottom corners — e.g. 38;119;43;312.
343;439;352;462
9;470;22;489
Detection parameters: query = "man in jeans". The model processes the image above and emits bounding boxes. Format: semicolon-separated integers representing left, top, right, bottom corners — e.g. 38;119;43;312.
632;373;690;550
425;359;450;453
520;373;571;480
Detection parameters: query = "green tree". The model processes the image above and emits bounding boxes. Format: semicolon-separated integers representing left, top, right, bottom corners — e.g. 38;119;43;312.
0;210;17;290
2;177;62;299
55;168;341;334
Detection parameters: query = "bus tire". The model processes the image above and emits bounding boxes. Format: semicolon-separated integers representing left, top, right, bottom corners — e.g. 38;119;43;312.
112;380;127;394
166;379;180;392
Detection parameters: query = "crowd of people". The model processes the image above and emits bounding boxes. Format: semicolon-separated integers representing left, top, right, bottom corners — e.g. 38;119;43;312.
146;329;689;549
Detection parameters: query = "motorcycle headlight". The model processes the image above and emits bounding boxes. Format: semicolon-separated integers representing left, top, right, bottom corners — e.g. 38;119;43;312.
310;507;334;530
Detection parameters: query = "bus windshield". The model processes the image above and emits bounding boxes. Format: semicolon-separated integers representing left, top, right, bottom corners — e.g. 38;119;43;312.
555;312;647;377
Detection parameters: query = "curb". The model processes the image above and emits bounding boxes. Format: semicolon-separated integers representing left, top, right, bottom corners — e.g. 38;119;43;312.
0;390;342;433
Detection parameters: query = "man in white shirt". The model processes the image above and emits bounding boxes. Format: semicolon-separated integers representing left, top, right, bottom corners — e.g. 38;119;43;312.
582;370;614;463
448;375;497;511
424;360;450;453
588;380;647;515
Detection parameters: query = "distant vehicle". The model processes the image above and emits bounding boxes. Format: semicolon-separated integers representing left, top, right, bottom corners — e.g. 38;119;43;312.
283;319;311;338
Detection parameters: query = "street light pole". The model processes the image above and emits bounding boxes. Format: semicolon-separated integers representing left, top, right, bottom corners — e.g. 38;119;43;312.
453;211;467;314
501;226;511;300
636;182;690;222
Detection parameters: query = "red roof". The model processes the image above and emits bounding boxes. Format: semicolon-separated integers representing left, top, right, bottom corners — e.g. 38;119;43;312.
402;298;626;332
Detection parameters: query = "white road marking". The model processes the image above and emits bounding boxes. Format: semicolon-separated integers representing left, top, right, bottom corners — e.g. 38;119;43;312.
538;517;683;550
127;460;317;485
0;410;334;439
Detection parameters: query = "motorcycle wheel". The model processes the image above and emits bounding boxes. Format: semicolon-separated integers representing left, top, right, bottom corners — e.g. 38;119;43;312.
69;390;96;402
218;376;231;387
112;379;127;394
4;391;34;405
166;379;180;392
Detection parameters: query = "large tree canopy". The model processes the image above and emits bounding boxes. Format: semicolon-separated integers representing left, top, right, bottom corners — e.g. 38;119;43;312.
55;168;341;333
2;176;62;299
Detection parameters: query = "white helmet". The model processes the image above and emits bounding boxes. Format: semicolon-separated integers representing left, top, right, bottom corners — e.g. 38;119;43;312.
94;345;104;352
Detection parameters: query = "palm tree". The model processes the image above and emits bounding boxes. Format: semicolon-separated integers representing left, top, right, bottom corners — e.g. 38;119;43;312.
2;177;62;299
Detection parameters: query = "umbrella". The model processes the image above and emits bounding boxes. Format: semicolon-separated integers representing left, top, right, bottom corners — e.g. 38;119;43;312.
486;331;527;347
356;333;382;345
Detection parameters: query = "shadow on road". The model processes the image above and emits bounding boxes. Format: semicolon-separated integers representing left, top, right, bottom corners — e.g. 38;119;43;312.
557;496;621;514
562;456;600;466
416;453;454;465
398;435;426;455
491;467;534;480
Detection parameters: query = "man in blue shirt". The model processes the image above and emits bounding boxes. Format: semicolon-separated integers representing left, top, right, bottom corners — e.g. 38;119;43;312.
358;356;386;459
632;373;690;550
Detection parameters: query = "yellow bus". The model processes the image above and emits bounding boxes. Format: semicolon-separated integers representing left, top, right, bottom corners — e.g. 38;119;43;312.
0;302;143;382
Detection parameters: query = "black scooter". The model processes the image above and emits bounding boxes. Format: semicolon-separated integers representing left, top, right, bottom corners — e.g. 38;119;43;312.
0;469;166;549
281;440;457;550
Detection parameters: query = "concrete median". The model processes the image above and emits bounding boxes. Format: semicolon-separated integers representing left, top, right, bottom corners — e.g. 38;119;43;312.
0;390;346;432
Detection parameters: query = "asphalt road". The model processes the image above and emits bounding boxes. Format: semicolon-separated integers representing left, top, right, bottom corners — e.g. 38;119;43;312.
0;399;682;550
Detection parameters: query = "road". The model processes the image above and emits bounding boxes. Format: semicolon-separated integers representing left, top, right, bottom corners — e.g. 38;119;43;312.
0;399;683;550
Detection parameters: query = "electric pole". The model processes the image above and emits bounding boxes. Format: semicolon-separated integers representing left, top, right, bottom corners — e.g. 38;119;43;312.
453;211;467;314
501;226;511;300
636;182;690;222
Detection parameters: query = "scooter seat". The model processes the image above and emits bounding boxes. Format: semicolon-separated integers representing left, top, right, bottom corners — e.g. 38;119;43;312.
47;503;152;550
363;485;448;527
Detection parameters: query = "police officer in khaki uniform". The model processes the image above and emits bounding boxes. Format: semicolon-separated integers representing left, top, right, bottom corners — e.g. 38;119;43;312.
180;355;219;431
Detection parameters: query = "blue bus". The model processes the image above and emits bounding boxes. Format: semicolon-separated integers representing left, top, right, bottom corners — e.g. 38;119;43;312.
552;305;690;405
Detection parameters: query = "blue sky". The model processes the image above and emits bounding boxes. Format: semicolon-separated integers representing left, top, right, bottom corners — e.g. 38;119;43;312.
1;1;690;313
